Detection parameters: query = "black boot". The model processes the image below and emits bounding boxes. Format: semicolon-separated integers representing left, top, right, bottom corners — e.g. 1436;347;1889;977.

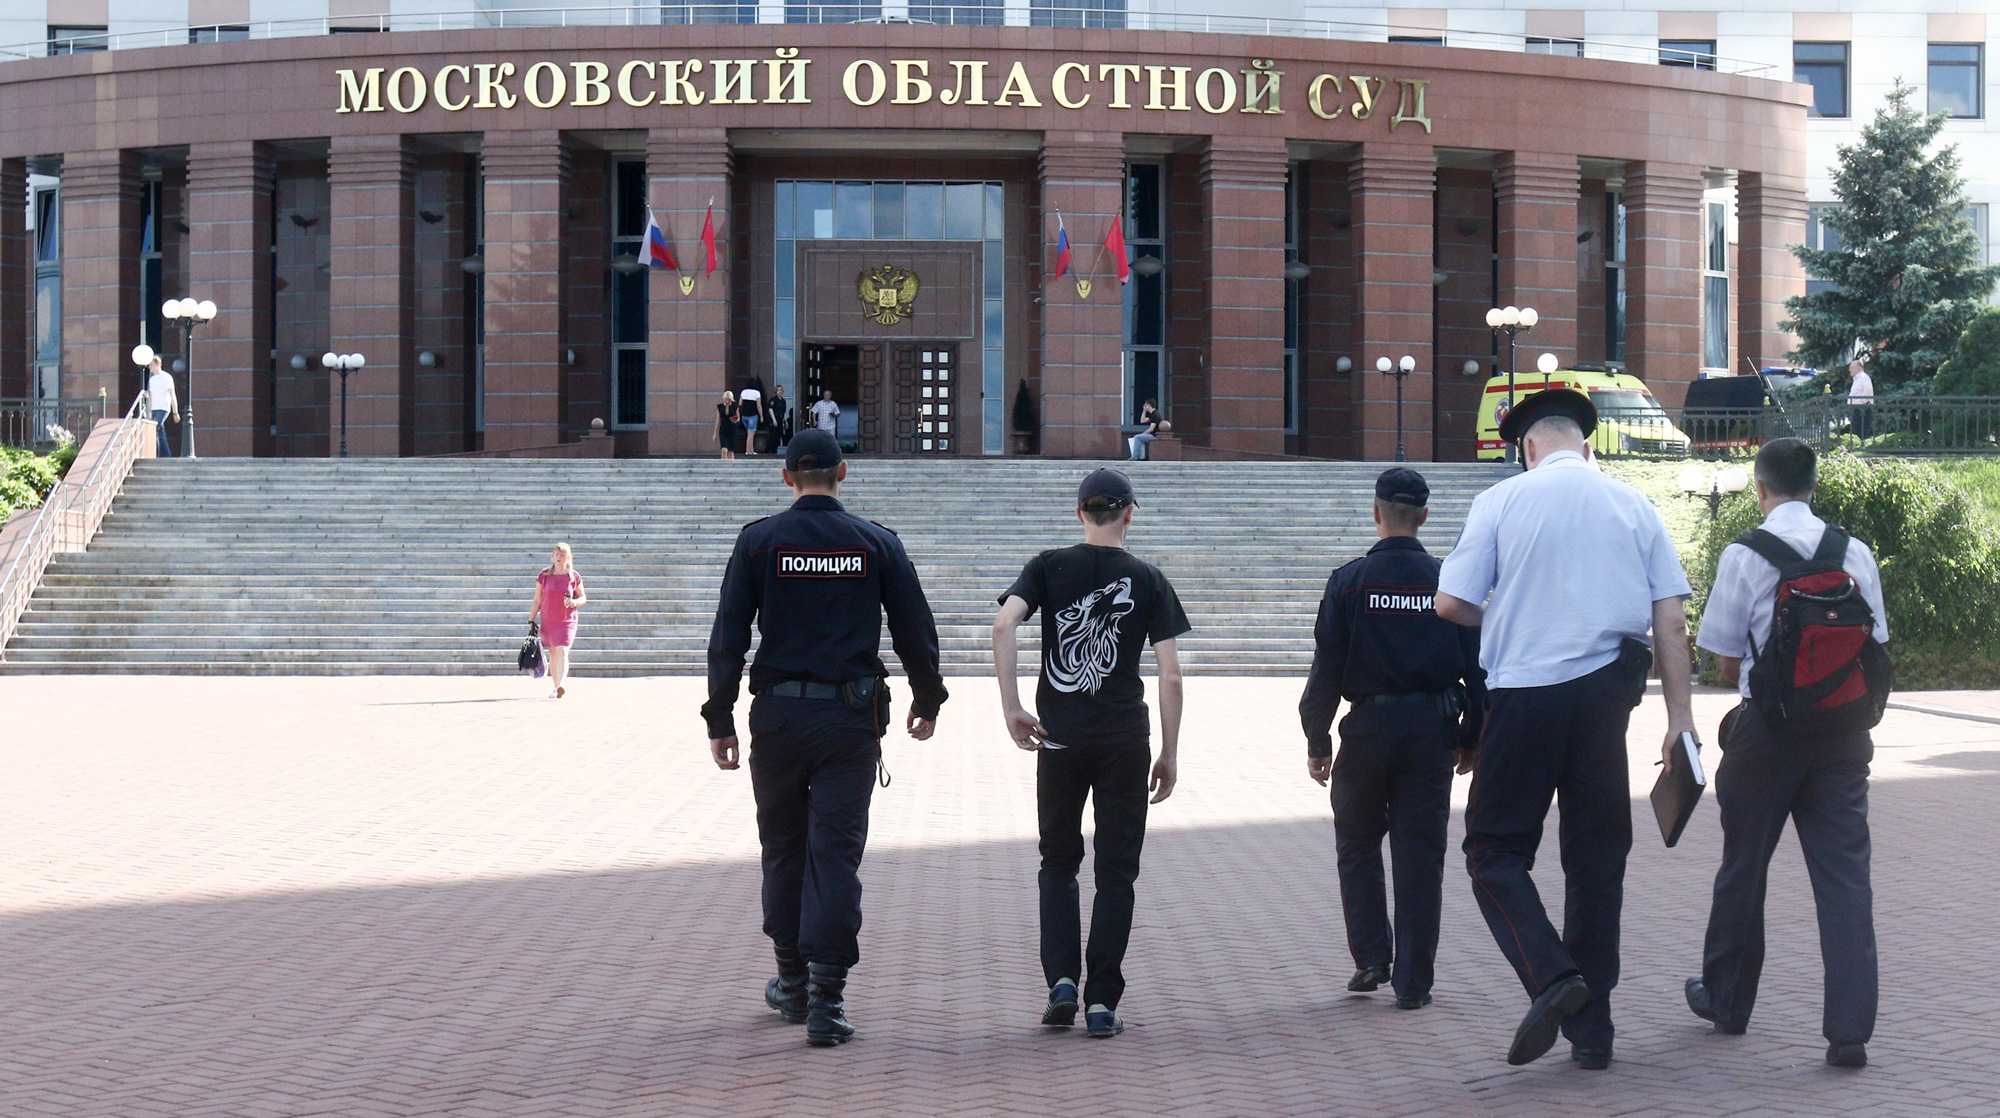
765;947;808;1024
805;963;855;1047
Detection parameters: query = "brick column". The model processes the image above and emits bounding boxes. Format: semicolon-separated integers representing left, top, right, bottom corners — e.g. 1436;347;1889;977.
0;159;26;400
482;132;569;452
1496;151;1581;364
1201;138;1288;455
1625;162;1704;407
329;136;417;456
186;142;275;457
1737;171;1808;375
1038;132;1125;459
1348;145;1436;461
60;150;141;407
647;128;731;456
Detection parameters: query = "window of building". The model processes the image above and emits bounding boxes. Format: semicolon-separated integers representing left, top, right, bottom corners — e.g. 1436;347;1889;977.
1929;44;1983;119
784;1;881;21
1389;36;1446;47
139;178;164;352
1526;37;1584;58
1605;190;1626;364
609;159;648;430
909;0;1003;25
1660;40;1717;70
1123;161;1166;428
1794;42;1849;118
1030;0;1124;29
1702;199;1729;371
1963;203;1991;265
189;25;249;43
660;3;754;22
31;183;61;387
47;25;108;54
1805;203;1844;297
1283;165;1302;435
33;186;59;264
327;26;384;34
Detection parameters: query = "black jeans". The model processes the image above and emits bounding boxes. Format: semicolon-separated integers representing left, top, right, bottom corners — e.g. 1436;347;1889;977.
747;694;881;969
1038;738;1151;1010
1463;659;1636;1050
1331;704;1455;1001
1702;703;1876;1045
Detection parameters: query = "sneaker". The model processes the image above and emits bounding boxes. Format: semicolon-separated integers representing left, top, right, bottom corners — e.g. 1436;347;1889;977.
1042;979;1079;1028
1085;1003;1125;1038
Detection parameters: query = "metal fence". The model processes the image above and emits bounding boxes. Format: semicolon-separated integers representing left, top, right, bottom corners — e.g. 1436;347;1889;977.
1590;397;2000;461
0;397;111;452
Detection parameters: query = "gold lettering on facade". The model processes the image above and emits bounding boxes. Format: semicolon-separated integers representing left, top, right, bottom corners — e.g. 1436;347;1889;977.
1241;59;1282;114
1389;77;1432;133
435;64;472;111
1194;66;1237;114
892;59;932;105
764;48;810;104
712;59;755;104
1349;74;1383;119
1144;65;1190;111
524;61;568;108
857;264;920;325
1052;61;1091;108
616;60;656;107
994;62;1042;107
335;68;383;113
1307;73;1344;119
662;60;705;106
387;66;427;113
1097;63;1140;108
844;59;887;106
473;62;517;109
571;61;611;106
939;60;989;105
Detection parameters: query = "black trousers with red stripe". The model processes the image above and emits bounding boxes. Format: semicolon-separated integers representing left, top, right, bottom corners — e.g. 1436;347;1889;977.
1463;659;1635;1051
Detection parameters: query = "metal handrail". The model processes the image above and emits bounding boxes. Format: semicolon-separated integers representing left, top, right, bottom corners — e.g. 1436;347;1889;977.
0;392;152;658
1;6;1778;77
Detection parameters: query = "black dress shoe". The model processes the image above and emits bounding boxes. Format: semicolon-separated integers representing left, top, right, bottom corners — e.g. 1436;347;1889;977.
1507;974;1590;1066
1347;964;1391;992
1570;1046;1612;1070
1396;993;1432;1010
1684;978;1746;1035
1827;1042;1867;1068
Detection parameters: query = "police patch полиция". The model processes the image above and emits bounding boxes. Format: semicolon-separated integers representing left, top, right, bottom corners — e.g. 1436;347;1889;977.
777;550;869;578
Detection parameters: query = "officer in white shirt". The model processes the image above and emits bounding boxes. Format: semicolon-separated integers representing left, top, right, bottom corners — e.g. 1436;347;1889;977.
1436;388;1697;1071
145;357;179;458
1684;437;1885;1070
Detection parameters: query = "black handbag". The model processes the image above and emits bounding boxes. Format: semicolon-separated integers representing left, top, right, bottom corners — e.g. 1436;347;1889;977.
518;620;545;676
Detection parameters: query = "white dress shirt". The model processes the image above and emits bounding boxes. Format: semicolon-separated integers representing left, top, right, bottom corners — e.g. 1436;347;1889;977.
1695;500;1889;698
1439;450;1692;689
1847;369;1874;405
811;399;840;431
147;370;177;414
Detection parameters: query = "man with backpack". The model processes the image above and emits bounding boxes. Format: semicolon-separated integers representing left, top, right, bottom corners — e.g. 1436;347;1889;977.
1685;437;1889;1070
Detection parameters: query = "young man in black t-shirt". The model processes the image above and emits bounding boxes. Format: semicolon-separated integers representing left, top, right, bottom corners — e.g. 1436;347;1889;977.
993;468;1191;1038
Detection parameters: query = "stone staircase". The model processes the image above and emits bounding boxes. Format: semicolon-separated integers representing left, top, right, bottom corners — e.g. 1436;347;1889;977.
0;458;1510;675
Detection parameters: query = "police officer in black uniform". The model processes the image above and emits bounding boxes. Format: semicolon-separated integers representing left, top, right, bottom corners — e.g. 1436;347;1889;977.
1299;467;1486;1010
702;428;949;1048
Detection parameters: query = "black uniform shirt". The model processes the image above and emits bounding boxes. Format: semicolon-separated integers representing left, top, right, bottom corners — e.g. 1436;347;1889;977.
703;495;948;740
1298;535;1487;758
1001;544;1192;748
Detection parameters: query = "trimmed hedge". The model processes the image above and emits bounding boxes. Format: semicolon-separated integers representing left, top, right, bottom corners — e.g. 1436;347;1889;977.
1688;454;2000;689
1;438;78;518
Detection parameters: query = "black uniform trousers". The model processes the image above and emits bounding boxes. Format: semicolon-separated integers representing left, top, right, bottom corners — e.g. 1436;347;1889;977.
1332;703;1456;1002
1463;659;1635;1050
1038;738;1151;1011
1701;703;1876;1046
747;694;881;969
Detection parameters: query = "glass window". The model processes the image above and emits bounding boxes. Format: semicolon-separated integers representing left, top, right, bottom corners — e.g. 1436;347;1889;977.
1660;40;1717;70
983;242;1003;298
872;183;904;239
774;182;794;239
903;184;943;240
1129;272;1163;346
1605;191;1627;363
944;184;983;240
35;275;61;365
1388;36;1446;47
1963;204;1990;265
614;348;646;428
835;182;872;238
1806;203;1843;297
613;269;648;345
1127;163;1161;241
1526;37;1584;57
1929;44;1983;119
1794;42;1849;118
1702;200;1729;370
984;183;1005;240
34;188;58;262
797;181;833;239
47;25;107;54
660;3;755;23
785;1;880;22
909;0;1002;25
1128;351;1161;426
1706;200;1727;274
614;160;646;239
1030;0;1125;29
189;25;249;43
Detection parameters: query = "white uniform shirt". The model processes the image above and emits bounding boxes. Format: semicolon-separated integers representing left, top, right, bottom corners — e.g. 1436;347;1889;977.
1847;369;1874;405
147;370;177;414
1695;500;1889;698
811;399;840;432
1439;450;1692;689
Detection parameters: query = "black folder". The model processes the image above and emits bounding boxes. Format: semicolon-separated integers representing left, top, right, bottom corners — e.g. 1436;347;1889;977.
1650;732;1706;847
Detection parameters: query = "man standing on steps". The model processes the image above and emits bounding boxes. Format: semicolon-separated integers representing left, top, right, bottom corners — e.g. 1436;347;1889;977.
1435;389;1697;1071
701;428;949;1048
991;468;1190;1039
1299;467;1485;1013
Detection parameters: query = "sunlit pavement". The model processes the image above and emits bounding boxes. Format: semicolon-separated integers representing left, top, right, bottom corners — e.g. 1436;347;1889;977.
4;675;1997;1116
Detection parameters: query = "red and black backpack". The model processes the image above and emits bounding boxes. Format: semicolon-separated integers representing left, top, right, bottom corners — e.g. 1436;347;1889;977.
1737;527;1893;737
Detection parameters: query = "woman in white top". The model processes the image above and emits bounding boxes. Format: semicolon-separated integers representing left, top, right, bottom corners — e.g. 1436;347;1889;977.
739;381;763;455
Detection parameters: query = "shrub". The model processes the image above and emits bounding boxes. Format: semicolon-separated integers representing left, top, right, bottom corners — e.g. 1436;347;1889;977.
1934;306;2000;395
1689;453;2000;688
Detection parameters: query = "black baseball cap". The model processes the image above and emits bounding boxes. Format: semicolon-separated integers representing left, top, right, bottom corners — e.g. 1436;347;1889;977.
785;428;843;471
1077;468;1137;512
1497;387;1598;443
1375;467;1429;507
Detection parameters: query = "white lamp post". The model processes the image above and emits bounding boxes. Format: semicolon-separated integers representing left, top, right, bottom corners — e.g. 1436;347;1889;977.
1679;463;1751;520
1485;304;1539;463
161;297;217;458
321;352;367;458
1377;354;1417;462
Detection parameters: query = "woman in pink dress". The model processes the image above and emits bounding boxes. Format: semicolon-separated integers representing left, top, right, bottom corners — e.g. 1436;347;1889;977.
528;542;588;698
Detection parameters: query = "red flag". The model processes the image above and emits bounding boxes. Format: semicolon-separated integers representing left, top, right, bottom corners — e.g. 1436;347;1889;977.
1105;212;1130;284
699;202;719;276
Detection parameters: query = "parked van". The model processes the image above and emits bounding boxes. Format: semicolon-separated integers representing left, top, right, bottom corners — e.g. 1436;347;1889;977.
1681;375;1776;454
1475;367;1691;460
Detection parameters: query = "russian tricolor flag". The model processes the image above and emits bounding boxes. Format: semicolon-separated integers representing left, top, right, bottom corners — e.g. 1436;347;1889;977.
644;206;678;270
1053;213;1072;279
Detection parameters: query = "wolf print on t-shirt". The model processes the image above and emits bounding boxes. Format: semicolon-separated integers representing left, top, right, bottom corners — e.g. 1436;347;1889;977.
1048;577;1136;694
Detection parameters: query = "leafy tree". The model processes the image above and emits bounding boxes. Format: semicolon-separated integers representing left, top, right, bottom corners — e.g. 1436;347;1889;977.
1934;306;2000;395
1785;80;2000;389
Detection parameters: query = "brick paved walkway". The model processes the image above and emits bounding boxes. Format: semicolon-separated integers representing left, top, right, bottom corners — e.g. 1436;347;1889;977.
3;676;1997;1117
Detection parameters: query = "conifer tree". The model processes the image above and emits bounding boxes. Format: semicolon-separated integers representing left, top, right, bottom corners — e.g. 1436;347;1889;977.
1785;80;2000;389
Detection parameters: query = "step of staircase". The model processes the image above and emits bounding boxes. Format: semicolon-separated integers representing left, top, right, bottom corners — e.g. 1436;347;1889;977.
1;458;1510;675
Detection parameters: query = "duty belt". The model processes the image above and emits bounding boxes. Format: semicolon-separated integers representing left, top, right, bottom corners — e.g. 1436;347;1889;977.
766;680;842;700
1360;690;1449;709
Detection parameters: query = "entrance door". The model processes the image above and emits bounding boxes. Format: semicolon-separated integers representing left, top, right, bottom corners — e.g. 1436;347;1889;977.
802;342;865;451
890;343;959;455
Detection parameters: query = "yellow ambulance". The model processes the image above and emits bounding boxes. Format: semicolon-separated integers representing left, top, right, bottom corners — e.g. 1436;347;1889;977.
1475;367;1691;460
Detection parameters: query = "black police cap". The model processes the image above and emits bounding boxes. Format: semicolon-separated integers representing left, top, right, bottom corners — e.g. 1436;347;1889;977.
1077;467;1137;512
785;428;844;471
1375;467;1429;507
1497;387;1598;443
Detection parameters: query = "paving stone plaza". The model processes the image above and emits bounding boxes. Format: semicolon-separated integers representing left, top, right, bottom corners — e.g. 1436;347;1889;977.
4;675;1997;1117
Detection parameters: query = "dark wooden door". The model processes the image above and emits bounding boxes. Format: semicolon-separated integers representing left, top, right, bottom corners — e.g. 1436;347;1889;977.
857;344;884;453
